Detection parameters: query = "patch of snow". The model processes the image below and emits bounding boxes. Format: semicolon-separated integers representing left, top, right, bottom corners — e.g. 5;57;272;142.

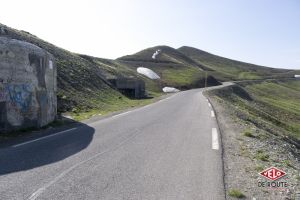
63;115;73;119
152;49;161;59
162;87;180;93
137;67;160;79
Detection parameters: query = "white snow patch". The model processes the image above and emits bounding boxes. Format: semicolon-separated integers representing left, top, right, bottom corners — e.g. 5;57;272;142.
162;87;180;93
137;67;160;79
152;49;161;59
62;115;73;119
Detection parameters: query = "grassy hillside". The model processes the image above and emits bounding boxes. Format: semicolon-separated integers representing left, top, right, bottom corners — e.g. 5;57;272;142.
119;45;203;68
1;23;298;123
118;46;221;89
0;23;162;120
178;46;297;81
1;24;219;121
208;80;300;142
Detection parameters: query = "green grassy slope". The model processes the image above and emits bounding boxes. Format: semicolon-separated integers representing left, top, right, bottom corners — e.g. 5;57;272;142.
118;46;221;89
0;23;161;119
178;46;297;81
208;80;300;141
243;81;300;138
119;45;203;68
2;24;218;120
2;23;298;123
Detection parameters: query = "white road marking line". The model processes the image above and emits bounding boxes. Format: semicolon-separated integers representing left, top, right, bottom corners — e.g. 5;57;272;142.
211;110;215;117
212;128;219;150
111;111;132;118
90;93;180;126
208;102;212;107
13;128;77;148
28;129;141;200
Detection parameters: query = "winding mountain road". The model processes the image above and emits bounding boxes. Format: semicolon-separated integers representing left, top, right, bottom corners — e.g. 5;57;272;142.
0;84;232;200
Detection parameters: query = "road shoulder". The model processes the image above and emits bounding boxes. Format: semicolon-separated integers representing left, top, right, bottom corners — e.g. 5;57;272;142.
207;91;299;200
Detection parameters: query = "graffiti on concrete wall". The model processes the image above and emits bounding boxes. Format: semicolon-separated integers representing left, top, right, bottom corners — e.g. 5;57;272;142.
5;84;33;113
4;84;35;126
0;37;56;131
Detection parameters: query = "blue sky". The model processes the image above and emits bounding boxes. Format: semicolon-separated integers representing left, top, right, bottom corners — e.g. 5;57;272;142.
1;0;299;69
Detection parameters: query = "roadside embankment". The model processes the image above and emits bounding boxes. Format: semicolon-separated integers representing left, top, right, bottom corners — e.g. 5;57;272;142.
205;80;300;199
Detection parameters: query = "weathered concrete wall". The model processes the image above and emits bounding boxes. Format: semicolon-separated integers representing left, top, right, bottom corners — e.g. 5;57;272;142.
0;36;57;133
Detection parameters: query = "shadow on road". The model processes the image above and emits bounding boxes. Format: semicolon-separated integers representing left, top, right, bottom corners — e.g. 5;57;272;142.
0;121;95;175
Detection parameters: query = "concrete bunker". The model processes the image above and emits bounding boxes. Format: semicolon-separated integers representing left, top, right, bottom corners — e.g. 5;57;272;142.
109;78;145;99
0;36;57;133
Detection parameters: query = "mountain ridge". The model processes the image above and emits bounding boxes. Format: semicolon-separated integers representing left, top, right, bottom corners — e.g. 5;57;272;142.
0;23;298;116
178;46;297;81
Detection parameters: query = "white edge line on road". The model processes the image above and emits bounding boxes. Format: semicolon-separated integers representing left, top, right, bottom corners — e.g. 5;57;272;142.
13;128;77;148
212;128;219;150
211;110;215;117
111;111;132;118
208;102;212;107
89;92;180;126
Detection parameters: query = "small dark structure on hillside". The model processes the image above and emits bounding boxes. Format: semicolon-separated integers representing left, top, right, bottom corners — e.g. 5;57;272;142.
109;78;145;99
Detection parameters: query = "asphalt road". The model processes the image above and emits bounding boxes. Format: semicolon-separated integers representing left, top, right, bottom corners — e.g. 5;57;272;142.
0;87;227;200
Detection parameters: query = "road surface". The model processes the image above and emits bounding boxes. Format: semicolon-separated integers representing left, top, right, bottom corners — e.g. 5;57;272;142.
0;87;228;200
